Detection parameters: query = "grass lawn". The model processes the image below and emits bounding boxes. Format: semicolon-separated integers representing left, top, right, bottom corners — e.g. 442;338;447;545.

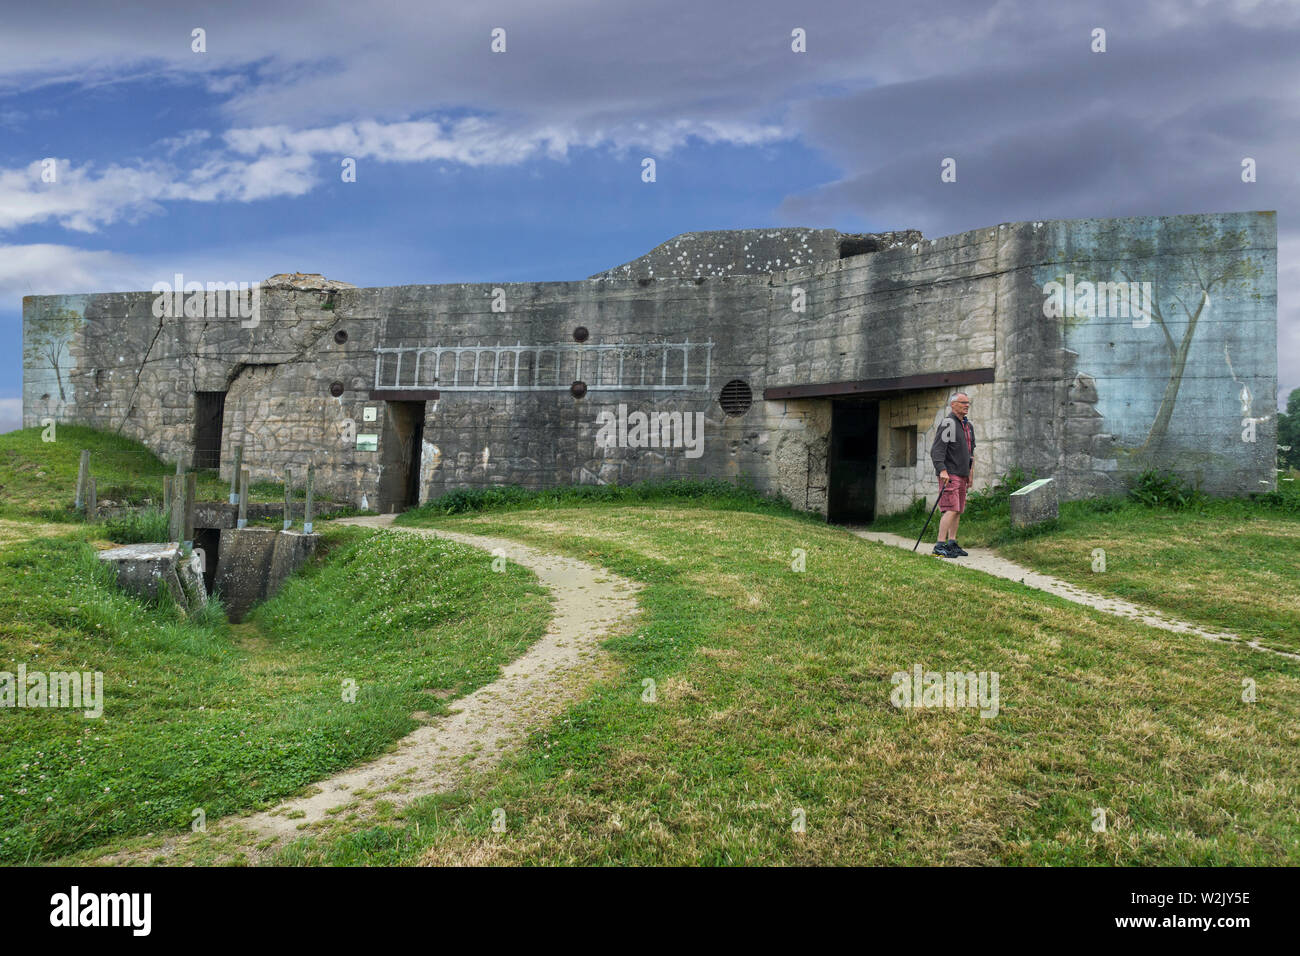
0;523;548;864
251;499;1300;866
870;490;1300;655
6;423;1295;866
0;425;331;522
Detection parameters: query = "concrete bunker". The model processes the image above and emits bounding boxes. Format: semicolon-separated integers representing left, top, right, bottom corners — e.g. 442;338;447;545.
22;213;1279;518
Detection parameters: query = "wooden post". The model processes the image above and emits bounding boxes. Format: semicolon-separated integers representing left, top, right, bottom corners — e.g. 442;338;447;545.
229;444;243;505
86;477;97;522
183;472;197;554
283;467;293;530
304;464;315;533
237;468;249;529
168;475;182;543
75;450;90;511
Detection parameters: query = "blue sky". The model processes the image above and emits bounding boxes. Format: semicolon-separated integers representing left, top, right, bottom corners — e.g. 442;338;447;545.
2;0;1298;432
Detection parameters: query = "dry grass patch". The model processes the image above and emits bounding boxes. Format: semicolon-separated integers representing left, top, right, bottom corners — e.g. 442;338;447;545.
0;518;78;549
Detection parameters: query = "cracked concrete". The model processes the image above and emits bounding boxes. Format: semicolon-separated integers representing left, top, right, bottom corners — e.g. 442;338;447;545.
114;317;165;434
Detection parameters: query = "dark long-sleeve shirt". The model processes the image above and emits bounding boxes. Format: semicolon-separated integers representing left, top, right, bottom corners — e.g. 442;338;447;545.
930;412;975;477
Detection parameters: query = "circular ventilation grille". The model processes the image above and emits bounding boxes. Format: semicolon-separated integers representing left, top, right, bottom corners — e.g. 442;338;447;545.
329;381;345;397
334;329;349;344
573;326;589;343
570;380;588;398
719;379;753;416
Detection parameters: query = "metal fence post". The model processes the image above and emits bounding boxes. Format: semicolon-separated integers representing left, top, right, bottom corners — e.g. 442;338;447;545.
283;467;293;531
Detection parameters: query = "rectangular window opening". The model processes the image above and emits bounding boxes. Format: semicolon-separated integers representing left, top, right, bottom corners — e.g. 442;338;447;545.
889;425;917;467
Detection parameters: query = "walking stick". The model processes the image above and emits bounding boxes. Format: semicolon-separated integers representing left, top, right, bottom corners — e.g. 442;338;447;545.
913;476;948;551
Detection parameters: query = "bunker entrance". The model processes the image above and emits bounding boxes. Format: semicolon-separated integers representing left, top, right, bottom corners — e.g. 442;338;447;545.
193;391;226;470
828;399;879;523
377;401;425;513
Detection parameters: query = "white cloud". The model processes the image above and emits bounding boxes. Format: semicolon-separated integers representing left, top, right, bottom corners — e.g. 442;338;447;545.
0;153;323;234
0;243;152;298
222;115;785;165
0;235;403;314
0;161;169;232
0;111;787;237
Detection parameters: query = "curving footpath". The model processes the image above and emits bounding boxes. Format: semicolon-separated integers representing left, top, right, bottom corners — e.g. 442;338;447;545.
231;515;643;840
96;515;640;863
852;529;1299;662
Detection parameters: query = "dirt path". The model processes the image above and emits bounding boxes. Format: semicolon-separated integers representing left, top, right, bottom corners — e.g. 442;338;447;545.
852;529;1300;662
99;515;641;864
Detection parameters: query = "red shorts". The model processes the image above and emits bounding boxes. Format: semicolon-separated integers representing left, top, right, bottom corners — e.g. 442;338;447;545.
937;474;969;513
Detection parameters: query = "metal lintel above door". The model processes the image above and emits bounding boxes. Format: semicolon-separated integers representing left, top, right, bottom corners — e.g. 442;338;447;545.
763;367;995;402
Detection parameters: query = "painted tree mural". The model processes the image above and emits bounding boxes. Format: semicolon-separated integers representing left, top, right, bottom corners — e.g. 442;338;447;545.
1052;227;1266;466
22;307;83;404
1118;250;1261;457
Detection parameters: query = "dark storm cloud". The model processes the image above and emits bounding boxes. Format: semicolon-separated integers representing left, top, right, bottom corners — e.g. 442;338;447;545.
774;13;1300;402
780;18;1300;231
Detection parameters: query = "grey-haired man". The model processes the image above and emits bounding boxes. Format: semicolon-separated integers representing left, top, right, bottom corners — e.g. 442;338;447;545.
929;393;975;558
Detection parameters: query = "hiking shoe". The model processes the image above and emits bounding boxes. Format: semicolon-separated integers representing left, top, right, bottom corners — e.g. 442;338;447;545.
931;541;955;558
949;542;969;557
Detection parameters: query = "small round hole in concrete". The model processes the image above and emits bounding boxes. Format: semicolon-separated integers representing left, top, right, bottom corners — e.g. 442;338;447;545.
329;381;345;397
570;381;588;398
334;330;349;344
573;326;589;343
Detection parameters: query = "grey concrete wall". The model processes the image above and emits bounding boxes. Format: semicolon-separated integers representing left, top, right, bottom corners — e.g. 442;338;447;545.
371;276;773;501
22;211;1277;517
1031;212;1277;498
760;212;1277;511
22;283;379;501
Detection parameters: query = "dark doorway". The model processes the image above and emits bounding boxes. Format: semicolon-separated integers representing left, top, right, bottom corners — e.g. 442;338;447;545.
193;392;226;469
406;413;425;508
194;528;220;596
377;401;426;513
828;399;879;523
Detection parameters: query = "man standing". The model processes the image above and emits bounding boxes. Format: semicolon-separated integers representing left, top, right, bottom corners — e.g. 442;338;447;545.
929;393;975;558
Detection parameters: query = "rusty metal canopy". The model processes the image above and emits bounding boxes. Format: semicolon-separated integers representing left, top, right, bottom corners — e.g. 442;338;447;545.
762;367;994;401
